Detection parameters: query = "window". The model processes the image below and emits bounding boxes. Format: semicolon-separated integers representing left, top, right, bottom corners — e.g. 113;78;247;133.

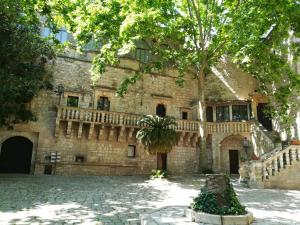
41;27;68;43
156;104;166;117
182;111;188;120
206;106;213;122
44;165;53;175
55;29;68;43
67;96;79;107
75;155;85;163
97;96;110;111
135;48;150;63
216;106;230;122
127;145;136;158
232;105;248;121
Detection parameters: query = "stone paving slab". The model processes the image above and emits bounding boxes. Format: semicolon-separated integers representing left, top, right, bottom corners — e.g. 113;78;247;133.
0;175;299;225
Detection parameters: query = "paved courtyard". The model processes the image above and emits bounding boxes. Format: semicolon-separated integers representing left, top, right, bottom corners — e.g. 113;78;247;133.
0;174;299;225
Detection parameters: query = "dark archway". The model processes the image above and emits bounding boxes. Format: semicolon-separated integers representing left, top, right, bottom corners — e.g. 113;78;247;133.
257;103;272;131
156;104;166;117
0;136;33;174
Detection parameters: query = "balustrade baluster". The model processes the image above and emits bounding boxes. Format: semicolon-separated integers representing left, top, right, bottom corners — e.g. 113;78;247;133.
296;149;299;161
288;149;293;164
279;155;285;170
291;149;297;162
285;151;290;166
99;112;103;123
271;160;275;176
283;153;287;168
273;157;278;175
63;108;67;119
262;164;266;180
111;113;115;124
277;157;281;172
70;109;74;119
267;163;272;178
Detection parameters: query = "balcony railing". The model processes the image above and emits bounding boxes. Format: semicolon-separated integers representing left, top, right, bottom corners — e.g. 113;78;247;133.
206;121;253;133
56;106;256;135
57;106;200;132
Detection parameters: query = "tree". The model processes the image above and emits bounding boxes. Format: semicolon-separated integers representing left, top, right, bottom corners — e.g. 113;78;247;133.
0;0;55;127
136;115;179;169
37;0;300;167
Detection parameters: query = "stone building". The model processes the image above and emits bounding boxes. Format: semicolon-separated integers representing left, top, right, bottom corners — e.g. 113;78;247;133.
0;31;299;180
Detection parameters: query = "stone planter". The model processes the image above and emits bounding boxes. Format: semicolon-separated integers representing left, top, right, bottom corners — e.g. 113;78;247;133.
185;208;254;225
291;140;300;145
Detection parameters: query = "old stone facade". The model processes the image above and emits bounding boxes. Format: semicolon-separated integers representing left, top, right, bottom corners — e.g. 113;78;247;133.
0;49;277;176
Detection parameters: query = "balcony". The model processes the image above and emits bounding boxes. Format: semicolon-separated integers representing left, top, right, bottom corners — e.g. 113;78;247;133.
55;106;200;146
54;106;255;144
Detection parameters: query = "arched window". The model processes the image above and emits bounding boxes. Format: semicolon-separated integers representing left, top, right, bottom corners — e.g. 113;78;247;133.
156;104;166;117
97;96;110;111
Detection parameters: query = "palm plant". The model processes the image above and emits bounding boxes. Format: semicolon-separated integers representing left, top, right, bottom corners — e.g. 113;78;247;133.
137;115;179;171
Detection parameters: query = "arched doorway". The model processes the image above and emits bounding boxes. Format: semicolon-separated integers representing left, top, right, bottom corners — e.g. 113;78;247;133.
220;135;246;174
0;136;33;174
156;104;166;117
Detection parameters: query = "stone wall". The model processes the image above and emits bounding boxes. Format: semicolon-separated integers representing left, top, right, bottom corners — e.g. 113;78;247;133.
53;56;198;120
211;133;251;173
264;161;300;190
205;59;257;102
0;54;199;175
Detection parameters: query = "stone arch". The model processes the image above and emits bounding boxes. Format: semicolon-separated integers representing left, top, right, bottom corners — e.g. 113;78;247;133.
0;136;33;174
0;132;38;174
219;134;246;174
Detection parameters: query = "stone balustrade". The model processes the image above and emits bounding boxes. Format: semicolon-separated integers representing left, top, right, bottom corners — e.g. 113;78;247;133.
56;106;200;133
56;106;259;138
262;145;300;180
206;121;253;134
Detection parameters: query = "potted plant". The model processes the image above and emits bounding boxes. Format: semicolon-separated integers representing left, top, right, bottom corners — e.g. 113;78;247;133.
290;139;300;145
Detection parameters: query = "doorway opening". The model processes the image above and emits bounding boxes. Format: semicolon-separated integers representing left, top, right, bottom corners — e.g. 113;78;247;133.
156;104;166;117
0;136;33;174
157;153;167;171
257;103;272;131
229;150;239;174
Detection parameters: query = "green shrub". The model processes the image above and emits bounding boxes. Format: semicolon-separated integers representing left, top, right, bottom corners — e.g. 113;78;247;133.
190;177;246;215
150;169;167;179
202;168;214;174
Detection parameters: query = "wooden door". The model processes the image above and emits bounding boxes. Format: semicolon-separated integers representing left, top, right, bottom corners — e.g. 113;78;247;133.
157;153;167;171
229;150;239;174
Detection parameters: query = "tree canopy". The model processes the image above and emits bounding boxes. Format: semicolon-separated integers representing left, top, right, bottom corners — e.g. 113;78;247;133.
39;0;300;126
0;0;55;127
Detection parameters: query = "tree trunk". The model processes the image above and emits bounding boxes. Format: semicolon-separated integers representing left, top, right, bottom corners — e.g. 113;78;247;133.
198;69;208;172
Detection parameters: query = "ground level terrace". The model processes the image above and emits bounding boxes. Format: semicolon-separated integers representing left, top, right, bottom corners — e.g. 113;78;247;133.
0;175;299;225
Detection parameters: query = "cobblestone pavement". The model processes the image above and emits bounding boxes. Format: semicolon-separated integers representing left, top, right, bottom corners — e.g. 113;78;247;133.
0;175;299;225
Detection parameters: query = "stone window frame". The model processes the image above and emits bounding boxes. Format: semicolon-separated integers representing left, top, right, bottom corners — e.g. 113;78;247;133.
180;107;192;120
151;94;172;117
93;88;115;111
127;145;136;158
63;92;82;107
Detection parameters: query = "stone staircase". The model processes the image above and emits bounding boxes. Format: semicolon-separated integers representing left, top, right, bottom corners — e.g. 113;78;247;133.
262;145;300;189
251;121;281;155
240;121;300;189
240;144;300;189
